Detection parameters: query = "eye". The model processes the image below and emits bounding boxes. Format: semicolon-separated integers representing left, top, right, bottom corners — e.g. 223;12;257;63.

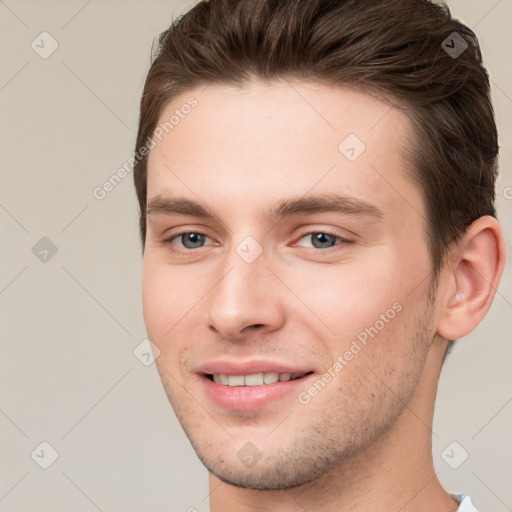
163;231;214;251
162;229;353;255
294;231;352;250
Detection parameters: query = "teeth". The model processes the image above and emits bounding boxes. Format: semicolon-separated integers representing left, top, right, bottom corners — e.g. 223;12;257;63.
264;372;279;384
244;373;264;386
212;372;304;386
227;375;245;386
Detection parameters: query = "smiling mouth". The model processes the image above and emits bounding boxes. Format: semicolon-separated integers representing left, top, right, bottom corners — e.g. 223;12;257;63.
206;372;314;387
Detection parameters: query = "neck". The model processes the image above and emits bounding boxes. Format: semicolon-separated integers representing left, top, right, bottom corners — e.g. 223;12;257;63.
209;340;459;512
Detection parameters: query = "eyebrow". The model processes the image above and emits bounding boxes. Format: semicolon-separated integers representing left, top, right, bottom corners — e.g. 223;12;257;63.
146;193;384;220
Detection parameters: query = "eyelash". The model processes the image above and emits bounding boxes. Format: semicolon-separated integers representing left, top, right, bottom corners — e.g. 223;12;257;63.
161;229;353;255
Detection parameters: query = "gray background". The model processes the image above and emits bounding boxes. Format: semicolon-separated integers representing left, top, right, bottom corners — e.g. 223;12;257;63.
1;1;511;510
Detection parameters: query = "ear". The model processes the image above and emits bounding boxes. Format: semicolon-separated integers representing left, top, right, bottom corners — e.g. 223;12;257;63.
437;215;506;341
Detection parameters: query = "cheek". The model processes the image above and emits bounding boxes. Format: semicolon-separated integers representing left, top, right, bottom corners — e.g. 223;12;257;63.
285;257;403;338
141;258;181;340
141;256;210;369
285;250;430;372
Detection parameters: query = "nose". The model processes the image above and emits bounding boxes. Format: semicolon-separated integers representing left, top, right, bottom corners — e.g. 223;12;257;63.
205;244;285;341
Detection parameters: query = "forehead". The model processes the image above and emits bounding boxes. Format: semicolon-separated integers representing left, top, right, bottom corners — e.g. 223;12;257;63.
146;79;422;222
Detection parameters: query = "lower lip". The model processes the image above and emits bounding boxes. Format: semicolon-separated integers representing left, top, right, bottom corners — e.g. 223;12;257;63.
200;374;314;410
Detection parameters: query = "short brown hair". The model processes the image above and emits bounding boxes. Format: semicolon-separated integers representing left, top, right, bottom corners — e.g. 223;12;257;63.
133;0;499;280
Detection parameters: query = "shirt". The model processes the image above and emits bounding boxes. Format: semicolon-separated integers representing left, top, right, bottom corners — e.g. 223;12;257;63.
453;494;479;511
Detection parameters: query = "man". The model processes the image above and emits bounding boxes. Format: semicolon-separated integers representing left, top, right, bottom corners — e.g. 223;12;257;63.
133;0;505;510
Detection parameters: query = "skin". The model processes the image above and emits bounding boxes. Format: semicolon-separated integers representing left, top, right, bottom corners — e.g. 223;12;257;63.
141;79;505;512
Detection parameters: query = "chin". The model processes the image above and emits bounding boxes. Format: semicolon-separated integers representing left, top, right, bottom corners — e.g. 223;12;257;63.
190;437;341;491
202;457;322;490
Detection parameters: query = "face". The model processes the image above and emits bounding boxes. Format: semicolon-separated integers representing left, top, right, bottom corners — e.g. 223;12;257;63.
142;80;438;489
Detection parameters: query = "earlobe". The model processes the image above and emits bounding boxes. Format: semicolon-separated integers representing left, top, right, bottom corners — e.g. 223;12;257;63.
437;216;505;341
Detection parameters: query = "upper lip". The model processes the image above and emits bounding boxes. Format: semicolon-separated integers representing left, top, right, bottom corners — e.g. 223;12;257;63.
198;360;313;376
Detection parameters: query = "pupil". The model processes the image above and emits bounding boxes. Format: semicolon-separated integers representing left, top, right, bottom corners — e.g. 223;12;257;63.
313;233;335;249
183;233;204;248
